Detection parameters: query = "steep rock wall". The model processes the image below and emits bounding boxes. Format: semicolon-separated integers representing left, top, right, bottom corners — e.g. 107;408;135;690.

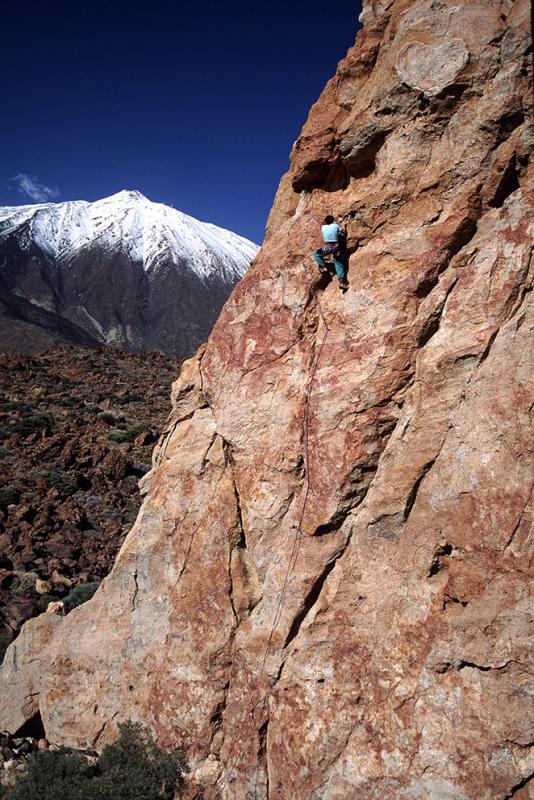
1;1;533;798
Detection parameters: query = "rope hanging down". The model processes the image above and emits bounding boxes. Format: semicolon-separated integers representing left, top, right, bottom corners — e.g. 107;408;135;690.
246;288;330;799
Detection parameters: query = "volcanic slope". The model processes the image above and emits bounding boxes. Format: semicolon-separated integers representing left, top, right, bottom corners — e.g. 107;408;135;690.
0;347;181;661
0;190;258;355
0;1;533;799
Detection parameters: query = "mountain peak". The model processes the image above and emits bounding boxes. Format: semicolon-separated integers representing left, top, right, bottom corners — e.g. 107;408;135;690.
0;193;259;354
110;189;148;202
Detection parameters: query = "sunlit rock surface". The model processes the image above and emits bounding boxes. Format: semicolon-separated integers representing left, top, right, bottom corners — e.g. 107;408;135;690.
1;1;532;798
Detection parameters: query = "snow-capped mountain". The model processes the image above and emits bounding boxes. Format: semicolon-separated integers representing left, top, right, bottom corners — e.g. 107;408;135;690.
0;190;259;355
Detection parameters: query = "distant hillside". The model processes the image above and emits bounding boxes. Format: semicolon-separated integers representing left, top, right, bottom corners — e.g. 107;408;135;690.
0;346;181;660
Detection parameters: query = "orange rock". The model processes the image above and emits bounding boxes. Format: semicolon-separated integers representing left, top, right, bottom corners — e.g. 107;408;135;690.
0;1;533;799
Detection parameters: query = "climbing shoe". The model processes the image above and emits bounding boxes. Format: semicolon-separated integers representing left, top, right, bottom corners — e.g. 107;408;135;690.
339;279;349;293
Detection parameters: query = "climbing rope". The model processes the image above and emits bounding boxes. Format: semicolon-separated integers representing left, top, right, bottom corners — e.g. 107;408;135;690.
245;284;330;799
217;279;330;798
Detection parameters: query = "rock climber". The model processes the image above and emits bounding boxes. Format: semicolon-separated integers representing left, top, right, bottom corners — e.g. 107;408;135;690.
313;215;349;292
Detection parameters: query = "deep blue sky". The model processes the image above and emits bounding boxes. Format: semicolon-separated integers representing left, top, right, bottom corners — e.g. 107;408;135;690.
1;1;362;244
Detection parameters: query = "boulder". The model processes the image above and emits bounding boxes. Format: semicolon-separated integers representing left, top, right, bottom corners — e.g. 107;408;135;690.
0;614;62;734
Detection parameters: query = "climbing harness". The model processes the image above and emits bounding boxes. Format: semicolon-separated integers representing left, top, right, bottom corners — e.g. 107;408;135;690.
317;242;340;257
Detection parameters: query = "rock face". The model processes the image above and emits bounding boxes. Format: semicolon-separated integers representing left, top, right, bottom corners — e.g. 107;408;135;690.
0;191;258;356
1;1;533;798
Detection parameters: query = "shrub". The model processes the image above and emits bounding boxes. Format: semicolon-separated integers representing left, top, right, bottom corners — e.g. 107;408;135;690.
35;593;58;613
2;722;184;800
89;722;184;799
63;582;100;613
0;400;30;413
106;428;133;444
12;412;55;436
37;469;77;496
10;571;39;595
127;425;145;441
0;485;21;506
97;411;125;425
61;399;76;408
2;747;92;800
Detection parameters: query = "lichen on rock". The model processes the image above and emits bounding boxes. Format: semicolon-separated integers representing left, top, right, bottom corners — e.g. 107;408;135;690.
1;1;533;798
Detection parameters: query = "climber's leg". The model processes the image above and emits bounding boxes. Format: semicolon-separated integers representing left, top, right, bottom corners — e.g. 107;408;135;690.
332;254;346;281
332;254;349;291
314;248;328;273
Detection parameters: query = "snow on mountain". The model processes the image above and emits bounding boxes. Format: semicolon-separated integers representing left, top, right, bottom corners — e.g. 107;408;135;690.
0;191;259;355
0;190;258;282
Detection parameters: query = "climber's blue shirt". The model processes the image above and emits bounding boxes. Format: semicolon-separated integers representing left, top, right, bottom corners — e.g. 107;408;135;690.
322;223;340;243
